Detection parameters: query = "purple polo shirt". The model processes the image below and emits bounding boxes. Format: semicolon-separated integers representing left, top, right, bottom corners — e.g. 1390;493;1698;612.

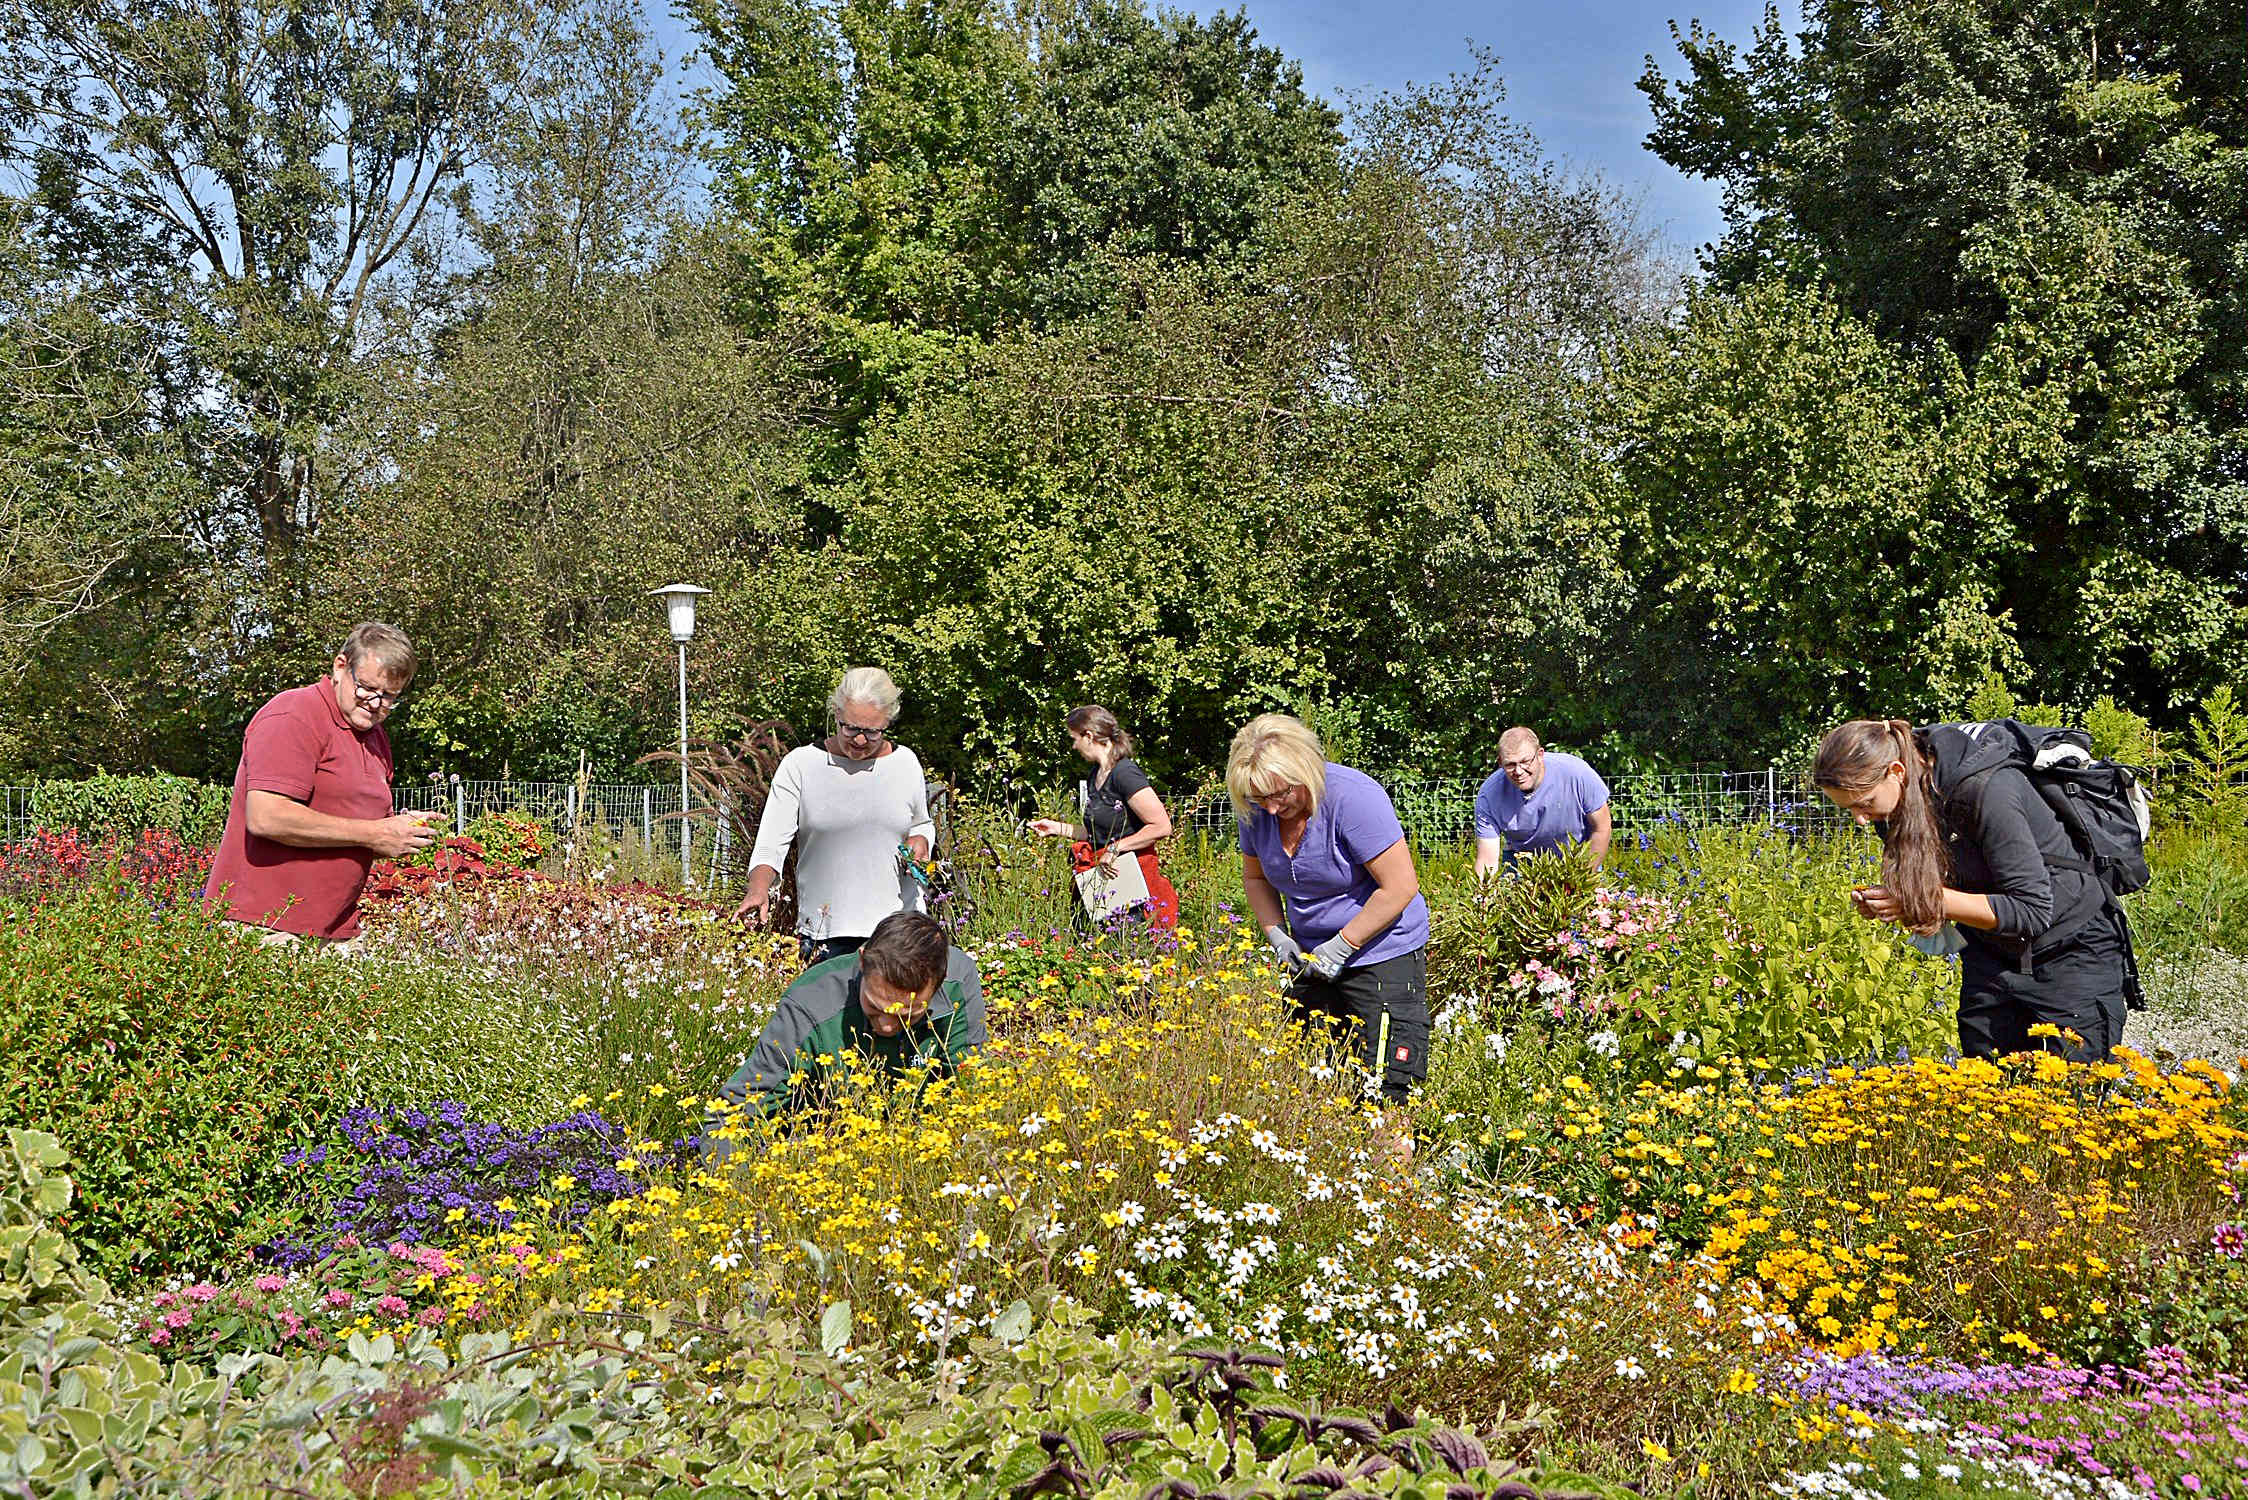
1238;763;1431;966
1474;751;1609;861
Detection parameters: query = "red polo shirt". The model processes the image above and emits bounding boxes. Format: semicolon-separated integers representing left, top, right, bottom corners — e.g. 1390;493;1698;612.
203;681;395;939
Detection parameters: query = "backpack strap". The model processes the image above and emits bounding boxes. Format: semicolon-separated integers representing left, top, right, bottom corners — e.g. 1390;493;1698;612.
1945;761;2107;973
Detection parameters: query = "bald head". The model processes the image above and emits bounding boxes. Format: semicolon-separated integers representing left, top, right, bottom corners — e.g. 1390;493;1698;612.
1498;727;1545;792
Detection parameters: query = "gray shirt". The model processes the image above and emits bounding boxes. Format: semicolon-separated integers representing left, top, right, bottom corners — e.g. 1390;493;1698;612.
749;743;937;940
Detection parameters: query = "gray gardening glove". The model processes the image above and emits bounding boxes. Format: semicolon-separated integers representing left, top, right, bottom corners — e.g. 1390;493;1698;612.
1306;932;1359;980
1265;925;1307;976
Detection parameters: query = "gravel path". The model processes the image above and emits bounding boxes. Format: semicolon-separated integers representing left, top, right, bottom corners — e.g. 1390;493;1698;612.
2125;950;2248;1068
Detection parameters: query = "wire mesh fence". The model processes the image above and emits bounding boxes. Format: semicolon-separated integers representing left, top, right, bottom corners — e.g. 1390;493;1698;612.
1172;767;1854;848
4;758;2225;874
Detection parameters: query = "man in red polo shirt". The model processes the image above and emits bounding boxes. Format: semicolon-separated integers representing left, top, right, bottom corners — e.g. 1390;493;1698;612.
203;622;441;942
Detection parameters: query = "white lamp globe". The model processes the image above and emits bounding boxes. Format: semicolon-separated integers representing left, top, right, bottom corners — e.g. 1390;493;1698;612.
650;583;710;643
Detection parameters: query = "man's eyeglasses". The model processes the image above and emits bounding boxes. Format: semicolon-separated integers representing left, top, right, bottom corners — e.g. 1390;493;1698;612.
837;722;891;743
347;663;406;710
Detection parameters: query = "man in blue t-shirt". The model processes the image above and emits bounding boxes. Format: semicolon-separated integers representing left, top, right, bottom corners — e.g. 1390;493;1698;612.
1473;727;1613;874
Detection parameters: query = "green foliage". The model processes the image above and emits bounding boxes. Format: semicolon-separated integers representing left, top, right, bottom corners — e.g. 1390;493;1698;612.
1421;827;1954;1074
2128;824;2248;968
0;1139;1627;1498
1425;850;1604;1005
461;811;549;870
1607;281;2018;758
1957;672;2069;735
2084;695;2162;768
0;212;198;764
0;1130;105;1335
28;773;229;846
0;886;380;1279
2172;685;2248;839
1605;827;1955;1067
1640;0;2248;719
690;0;1342;392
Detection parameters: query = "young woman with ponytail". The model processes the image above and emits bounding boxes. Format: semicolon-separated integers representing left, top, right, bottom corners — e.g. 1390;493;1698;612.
1812;718;2131;1062
1027;705;1179;930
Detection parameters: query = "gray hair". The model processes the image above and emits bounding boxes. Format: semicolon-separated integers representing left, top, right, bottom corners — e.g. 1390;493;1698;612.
828;666;902;723
340;622;416;682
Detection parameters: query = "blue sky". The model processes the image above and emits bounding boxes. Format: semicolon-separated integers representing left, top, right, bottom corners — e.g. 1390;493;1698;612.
643;0;1797;257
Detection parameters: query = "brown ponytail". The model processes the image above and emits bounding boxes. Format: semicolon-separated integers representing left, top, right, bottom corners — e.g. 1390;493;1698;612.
1065;704;1134;758
1812;719;1948;933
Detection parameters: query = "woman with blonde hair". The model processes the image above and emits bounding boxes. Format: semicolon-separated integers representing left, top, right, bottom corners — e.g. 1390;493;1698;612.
1812;718;2132;1061
736;667;936;965
1028;704;1178;929
1229;713;1431;1102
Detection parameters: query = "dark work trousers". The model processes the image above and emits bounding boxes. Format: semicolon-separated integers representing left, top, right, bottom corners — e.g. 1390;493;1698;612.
1287;947;1430;1103
799;934;867;968
1957;905;2131;1064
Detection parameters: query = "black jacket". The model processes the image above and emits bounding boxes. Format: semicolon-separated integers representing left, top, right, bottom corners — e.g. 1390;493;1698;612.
1912;726;2100;960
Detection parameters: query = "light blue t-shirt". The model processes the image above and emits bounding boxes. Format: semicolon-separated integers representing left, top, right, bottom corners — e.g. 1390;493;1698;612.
1238;763;1431;966
1474;751;1609;860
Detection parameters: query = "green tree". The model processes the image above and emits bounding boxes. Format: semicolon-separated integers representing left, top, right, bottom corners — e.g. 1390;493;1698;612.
994;1;1341;321
0;0;586;771
1639;0;2248;715
0;211;204;774
336;7;832;779
687;0;1342;431
3;0;565;567
837;60;1656;783
1609;281;2021;759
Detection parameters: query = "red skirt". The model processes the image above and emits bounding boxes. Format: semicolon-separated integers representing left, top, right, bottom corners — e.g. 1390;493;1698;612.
1070;843;1179;930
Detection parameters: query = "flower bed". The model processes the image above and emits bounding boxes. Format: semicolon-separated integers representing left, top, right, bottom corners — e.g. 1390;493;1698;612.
0;825;211;901
7;825;2248;1497
259;1101;677;1267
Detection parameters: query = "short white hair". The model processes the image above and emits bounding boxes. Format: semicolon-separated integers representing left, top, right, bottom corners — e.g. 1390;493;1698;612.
828;666;902;723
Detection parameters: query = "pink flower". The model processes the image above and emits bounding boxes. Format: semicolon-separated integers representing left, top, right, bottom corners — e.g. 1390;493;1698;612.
162;1307;193;1329
184;1283;219;1303
253;1274;286;1294
375;1295;409;1316
416;1306;446;1327
148;1327;171;1347
324;1289;353;1309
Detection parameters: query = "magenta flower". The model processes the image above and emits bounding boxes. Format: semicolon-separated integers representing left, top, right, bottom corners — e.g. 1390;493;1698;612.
252;1273;286;1293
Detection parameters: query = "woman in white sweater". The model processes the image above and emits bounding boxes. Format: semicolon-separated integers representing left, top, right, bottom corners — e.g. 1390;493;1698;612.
734;667;936;964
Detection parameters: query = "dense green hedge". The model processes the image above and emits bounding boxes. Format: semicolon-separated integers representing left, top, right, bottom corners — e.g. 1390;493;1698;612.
0;883;382;1279
29;773;230;845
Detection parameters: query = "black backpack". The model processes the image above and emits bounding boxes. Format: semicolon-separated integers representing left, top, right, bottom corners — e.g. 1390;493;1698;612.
1923;719;2153;898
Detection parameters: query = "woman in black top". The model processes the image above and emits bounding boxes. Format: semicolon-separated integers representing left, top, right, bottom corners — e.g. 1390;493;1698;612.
1028;705;1179;929
1813;718;2129;1062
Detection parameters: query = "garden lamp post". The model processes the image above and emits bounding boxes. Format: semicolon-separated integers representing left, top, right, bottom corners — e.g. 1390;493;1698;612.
651;584;709;888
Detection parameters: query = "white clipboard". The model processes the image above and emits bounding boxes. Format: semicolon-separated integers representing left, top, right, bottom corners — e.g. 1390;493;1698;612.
1074;852;1150;922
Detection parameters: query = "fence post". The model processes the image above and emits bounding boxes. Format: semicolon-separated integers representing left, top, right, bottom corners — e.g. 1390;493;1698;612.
453;780;465;836
566;785;578;829
642;788;652;848
1766;766;1777;824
